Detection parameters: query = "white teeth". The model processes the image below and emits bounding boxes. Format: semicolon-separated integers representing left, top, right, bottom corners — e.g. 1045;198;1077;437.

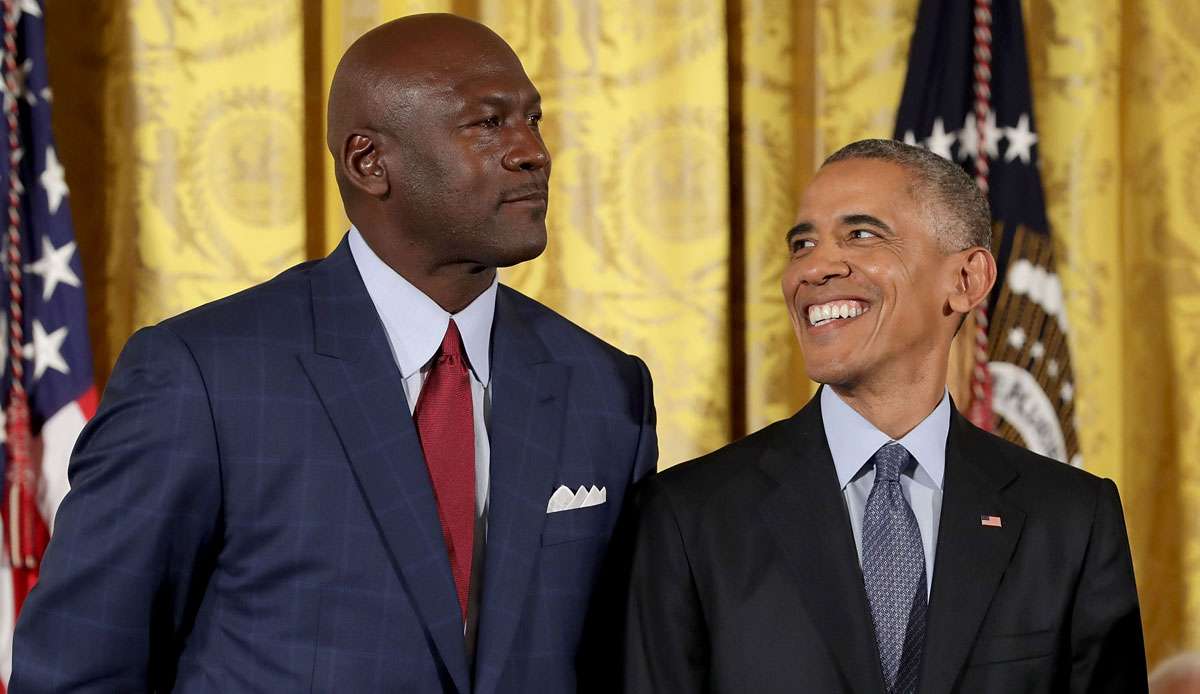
807;301;867;326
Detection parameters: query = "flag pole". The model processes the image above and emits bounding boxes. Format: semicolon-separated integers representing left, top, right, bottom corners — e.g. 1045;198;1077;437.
966;0;995;432
1;0;34;571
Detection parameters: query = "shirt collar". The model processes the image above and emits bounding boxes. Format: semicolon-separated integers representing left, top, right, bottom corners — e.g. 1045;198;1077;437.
820;385;949;491
348;226;496;385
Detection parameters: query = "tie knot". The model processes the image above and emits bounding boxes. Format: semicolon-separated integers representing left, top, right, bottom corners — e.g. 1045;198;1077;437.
872;442;910;483
437;319;468;367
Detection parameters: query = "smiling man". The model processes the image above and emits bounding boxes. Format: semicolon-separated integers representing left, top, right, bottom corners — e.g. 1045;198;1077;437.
616;139;1145;693
12;15;656;693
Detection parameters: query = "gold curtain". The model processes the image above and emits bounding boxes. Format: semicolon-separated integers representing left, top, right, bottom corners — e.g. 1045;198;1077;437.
42;0;1199;669
44;2;308;374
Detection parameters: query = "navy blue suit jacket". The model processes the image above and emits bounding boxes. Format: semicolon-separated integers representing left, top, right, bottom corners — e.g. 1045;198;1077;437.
11;239;657;693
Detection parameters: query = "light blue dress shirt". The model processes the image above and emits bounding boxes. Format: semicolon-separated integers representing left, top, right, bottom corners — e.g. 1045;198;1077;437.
821;386;950;596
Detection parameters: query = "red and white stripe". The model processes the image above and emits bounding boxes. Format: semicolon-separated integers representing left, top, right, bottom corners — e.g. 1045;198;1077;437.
0;3;96;688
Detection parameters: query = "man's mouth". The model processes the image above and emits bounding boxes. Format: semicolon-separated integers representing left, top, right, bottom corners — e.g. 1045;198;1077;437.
806;299;869;327
501;189;548;205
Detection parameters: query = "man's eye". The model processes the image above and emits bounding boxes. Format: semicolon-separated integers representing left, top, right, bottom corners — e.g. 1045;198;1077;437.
479;115;501;128
850;229;877;239
790;238;815;252
528;112;542;128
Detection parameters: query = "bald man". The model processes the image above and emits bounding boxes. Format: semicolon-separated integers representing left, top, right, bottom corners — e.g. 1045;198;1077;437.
11;15;656;693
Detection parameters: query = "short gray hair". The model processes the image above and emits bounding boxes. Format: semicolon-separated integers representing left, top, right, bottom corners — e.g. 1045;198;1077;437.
823;138;992;251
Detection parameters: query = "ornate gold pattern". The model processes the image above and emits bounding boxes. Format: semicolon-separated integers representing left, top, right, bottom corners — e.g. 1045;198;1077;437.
46;1;306;366
479;2;734;463
1021;0;1200;662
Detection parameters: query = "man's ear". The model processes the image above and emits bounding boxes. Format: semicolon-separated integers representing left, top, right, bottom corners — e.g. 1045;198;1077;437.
341;131;390;198
947;247;997;315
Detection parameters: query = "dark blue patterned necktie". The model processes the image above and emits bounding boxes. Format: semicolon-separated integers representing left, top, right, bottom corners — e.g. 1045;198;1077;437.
861;442;927;694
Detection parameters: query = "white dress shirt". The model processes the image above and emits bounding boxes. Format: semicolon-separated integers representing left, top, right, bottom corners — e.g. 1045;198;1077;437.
821;385;950;596
348;226;495;649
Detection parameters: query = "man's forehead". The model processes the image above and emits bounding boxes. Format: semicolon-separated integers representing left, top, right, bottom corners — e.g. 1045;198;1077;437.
452;66;539;98
386;48;535;94
816;158;911;191
388;69;539;116
796;160;912;218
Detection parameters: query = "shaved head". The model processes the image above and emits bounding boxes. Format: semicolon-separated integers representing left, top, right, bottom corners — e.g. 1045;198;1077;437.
324;14;550;313
327;14;519;161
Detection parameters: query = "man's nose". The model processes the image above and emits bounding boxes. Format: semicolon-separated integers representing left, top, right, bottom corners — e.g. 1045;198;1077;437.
799;242;850;285
502;128;550;172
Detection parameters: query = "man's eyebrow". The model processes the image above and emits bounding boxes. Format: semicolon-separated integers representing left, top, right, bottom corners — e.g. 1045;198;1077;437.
786;222;813;243
840;214;892;234
474;92;542;109
475;93;516;108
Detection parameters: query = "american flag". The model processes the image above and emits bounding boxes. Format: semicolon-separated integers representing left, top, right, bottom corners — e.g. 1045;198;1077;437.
0;0;96;687
895;0;1080;466
981;515;1003;528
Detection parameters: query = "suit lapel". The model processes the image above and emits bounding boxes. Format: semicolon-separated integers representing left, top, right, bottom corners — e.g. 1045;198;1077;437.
755;395;887;694
919;411;1025;694
473;288;568;694
297;241;471;694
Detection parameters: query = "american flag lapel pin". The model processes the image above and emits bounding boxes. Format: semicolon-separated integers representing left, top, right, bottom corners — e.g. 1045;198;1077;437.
981;514;1003;528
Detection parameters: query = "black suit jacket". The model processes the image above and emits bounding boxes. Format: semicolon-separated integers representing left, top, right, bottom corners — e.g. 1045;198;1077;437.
614;392;1145;693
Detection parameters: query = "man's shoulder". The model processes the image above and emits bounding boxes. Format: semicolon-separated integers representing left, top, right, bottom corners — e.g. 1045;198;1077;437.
157;257;321;340
650;418;795;508
968;421;1096;481
957;416;1112;510
498;284;641;367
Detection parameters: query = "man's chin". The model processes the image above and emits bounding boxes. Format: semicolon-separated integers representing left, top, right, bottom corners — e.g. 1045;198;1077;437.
803;360;860;390
492;232;547;268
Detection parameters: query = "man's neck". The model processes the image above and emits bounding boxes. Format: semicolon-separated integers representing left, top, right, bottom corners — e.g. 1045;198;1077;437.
401;265;496;314
350;223;497;314
829;378;946;440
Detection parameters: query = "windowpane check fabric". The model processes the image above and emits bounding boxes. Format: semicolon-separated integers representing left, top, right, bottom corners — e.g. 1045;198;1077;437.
414;319;475;620
862;442;927;693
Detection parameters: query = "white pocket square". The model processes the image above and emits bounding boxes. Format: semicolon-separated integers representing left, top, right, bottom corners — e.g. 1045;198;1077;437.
546;484;607;513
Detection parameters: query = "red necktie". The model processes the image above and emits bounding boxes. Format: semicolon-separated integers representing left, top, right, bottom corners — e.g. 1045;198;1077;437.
413;319;475;620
